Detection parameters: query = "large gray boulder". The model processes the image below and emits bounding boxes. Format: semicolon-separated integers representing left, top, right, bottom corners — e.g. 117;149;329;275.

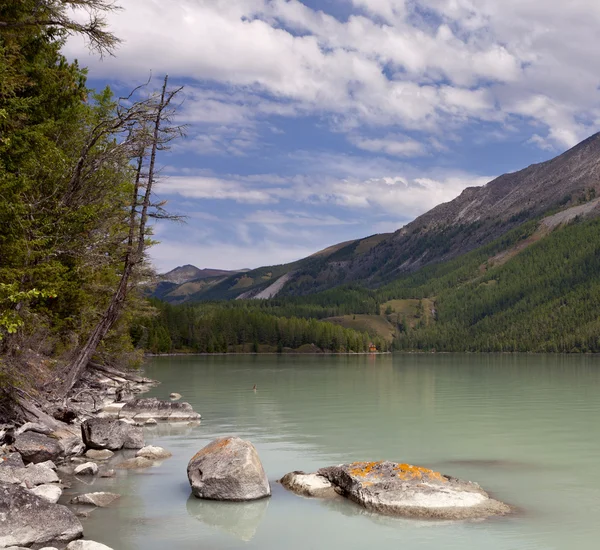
81;418;144;451
0;482;83;547
309;461;511;520
13;432;62;464
187;437;271;501
120;397;200;422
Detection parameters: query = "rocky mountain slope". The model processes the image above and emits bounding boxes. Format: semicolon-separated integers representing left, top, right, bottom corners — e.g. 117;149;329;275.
155;132;600;303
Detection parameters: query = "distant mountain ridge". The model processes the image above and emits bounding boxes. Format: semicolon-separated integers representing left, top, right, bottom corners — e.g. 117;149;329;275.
160;265;244;285
153;132;600;303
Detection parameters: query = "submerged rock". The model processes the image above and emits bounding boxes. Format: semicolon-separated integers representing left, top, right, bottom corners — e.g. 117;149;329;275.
85;449;114;461
135;445;172;460
279;471;337;498
67;541;114;550
120;397;200;422
81;418;144;451
304;461;512;520
115;456;154;469
0;482;83;547
187;437;271;501
13;431;62;464
70;492;120;507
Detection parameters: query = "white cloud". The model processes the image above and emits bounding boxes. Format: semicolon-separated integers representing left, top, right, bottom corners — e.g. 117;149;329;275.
157;164;492;217
65;0;600;149
350;134;427;157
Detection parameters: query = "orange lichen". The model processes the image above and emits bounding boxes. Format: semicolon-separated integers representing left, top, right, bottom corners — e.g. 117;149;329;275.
348;461;384;477
392;463;447;483
191;438;230;461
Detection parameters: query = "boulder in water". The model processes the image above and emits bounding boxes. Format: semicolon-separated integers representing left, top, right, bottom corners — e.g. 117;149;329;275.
120;397;200;422
313;461;511;520
187;437;270;501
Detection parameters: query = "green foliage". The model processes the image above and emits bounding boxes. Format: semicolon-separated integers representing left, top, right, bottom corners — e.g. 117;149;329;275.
134;299;388;354
393;217;600;352
0;283;56;339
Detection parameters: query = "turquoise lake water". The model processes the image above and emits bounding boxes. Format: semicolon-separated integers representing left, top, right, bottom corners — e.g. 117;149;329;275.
66;354;600;550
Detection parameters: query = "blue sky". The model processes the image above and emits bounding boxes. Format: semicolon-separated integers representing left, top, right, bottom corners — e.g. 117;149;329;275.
65;0;600;272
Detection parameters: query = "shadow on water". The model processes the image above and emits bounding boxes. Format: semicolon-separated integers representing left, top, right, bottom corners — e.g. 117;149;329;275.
186;495;269;541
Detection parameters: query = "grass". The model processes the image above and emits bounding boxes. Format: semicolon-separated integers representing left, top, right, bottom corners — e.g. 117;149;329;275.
325;314;396;342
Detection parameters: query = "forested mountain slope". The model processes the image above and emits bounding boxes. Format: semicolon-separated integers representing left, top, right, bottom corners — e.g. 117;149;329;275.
146;205;600;354
157;133;600;302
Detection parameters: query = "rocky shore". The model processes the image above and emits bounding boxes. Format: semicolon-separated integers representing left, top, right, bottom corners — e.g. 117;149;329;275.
0;364;201;549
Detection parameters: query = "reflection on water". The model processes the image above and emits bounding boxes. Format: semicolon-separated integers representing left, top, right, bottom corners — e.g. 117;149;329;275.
186;496;269;541
69;354;600;550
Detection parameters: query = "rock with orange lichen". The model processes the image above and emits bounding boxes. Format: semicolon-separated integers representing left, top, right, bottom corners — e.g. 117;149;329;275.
315;461;511;520
187;437;271;501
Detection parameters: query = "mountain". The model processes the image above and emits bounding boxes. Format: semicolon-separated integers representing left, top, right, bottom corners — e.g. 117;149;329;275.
156;132;600;303
161;265;241;284
151;265;247;304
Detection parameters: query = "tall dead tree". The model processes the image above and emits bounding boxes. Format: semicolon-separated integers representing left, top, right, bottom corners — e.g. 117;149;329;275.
60;75;184;395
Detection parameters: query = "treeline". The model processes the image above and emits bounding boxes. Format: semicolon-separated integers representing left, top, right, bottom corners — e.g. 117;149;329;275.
134;301;388;354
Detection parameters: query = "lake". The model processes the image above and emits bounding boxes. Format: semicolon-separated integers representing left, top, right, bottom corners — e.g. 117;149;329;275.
66;354;600;550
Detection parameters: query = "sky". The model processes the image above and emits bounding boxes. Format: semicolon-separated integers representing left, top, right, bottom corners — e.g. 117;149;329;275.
64;0;600;273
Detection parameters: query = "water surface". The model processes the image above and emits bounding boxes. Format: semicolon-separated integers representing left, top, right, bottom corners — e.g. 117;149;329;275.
66;354;600;549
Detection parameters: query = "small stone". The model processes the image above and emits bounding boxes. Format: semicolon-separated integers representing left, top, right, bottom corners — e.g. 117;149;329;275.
29;483;63;504
145;418;158;425
115;457;154;470
0;453;25;468
169;393;182;400
85;449;114;461
70;492;120;507
279;471;337;498
100;469;116;478
74;462;99;476
135;446;172;460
